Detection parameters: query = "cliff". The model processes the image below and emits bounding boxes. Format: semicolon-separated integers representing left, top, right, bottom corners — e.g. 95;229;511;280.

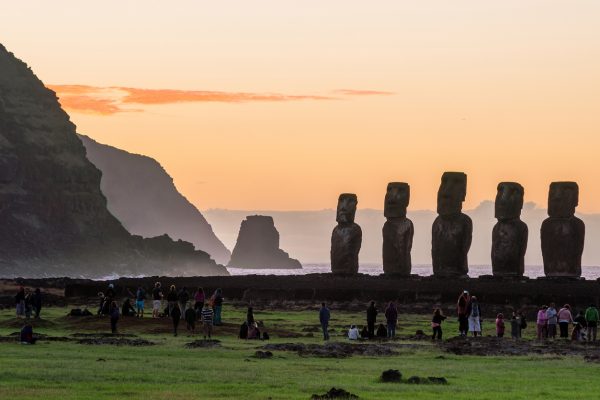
0;43;228;278
79;135;231;264
227;215;301;269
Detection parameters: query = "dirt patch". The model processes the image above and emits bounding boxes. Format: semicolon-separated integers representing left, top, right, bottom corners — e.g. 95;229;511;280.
185;339;222;348
380;369;401;382
310;387;359;399
0;318;57;329
406;376;448;385
76;337;155;346
254;350;273;359
442;336;600;358
264;342;401;358
71;332;138;338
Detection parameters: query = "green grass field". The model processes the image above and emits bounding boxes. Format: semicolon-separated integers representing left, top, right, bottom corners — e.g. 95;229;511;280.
1;304;599;399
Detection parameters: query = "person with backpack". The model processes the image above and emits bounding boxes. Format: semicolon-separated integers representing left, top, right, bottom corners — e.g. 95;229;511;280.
319;303;331;341
366;301;378;339
585;304;599;342
135;286;146;318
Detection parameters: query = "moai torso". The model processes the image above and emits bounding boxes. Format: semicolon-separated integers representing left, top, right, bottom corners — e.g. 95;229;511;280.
431;172;472;278
491;182;528;277
382;182;414;276
331;193;362;275
541;182;585;278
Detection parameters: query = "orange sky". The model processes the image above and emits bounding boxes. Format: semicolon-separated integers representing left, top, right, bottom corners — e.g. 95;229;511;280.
2;1;600;211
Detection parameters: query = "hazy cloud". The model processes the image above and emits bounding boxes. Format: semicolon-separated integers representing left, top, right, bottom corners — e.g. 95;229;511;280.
47;84;392;115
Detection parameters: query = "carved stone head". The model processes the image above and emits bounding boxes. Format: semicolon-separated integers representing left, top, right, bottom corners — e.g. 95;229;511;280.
495;182;524;220
548;182;578;218
384;182;410;218
437;172;467;216
336;193;358;224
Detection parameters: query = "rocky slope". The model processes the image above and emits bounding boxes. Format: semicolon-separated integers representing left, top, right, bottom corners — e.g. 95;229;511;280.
0;43;228;278
227;215;301;269
79;135;230;265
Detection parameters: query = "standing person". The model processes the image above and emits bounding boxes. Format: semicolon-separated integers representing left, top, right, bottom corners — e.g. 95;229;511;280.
510;312;521;339
212;289;224;326
24;289;33;319
384;301;398;339
135;286;146;318
152;282;163;318
247;307;255;325
193;287;205;318
15;287;25;318
319;303;331;341
431;308;446;340
32;288;42;319
457;290;471;336
366;301;378;339
178;287;190;317
585;304;599;342
201;303;214;339
496;313;505;338
518;310;527;337
558;304;573;338
467;296;482;337
109;301;120;334
546;303;558;339
166;285;178;317
171;303;181;336
185;306;196;334
536;305;548;340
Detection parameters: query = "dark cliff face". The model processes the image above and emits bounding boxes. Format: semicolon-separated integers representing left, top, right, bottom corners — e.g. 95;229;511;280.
79;135;231;265
0;43;228;278
227;215;301;269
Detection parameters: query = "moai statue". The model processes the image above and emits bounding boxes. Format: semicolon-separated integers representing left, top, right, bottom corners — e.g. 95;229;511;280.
432;172;472;278
491;182;528;277
382;182;414;276
541;182;585;278
331;193;362;274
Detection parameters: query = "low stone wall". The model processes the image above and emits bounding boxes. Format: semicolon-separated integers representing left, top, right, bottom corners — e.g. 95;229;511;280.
61;274;600;312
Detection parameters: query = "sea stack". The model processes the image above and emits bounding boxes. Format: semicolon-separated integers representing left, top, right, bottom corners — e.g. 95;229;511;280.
541;182;584;278
227;215;301;269
0;43;228;277
331;193;362;275
431;172;472;278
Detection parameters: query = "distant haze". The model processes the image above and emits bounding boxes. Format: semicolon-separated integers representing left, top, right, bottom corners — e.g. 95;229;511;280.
205;202;600;268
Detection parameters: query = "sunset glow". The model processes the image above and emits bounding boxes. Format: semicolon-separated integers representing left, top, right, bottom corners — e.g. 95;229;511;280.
3;1;600;212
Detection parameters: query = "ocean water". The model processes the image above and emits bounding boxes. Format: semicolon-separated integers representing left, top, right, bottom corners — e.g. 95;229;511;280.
227;263;600;279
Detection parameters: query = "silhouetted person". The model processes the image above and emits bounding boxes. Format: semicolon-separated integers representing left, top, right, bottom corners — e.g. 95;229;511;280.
109;301;119;334
172;303;182;336
319;303;331;340
247;307;255;325
32;288;42;319
121;299;136;317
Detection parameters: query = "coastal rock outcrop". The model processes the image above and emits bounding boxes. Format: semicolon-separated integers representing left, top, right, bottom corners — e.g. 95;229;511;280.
227;215;301;269
79;135;231;265
0;43;228;278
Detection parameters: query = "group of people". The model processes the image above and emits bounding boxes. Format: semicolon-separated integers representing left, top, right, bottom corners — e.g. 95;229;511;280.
95;283;223;338
535;303;599;341
319;301;400;341
14;287;43;319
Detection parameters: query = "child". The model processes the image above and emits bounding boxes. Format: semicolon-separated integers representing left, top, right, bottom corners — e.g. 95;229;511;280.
348;325;359;340
496;313;505;337
109;301;120;334
431;308;447;340
201;303;214;339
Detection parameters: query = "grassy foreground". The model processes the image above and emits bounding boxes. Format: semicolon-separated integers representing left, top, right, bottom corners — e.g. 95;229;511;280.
1;304;599;400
